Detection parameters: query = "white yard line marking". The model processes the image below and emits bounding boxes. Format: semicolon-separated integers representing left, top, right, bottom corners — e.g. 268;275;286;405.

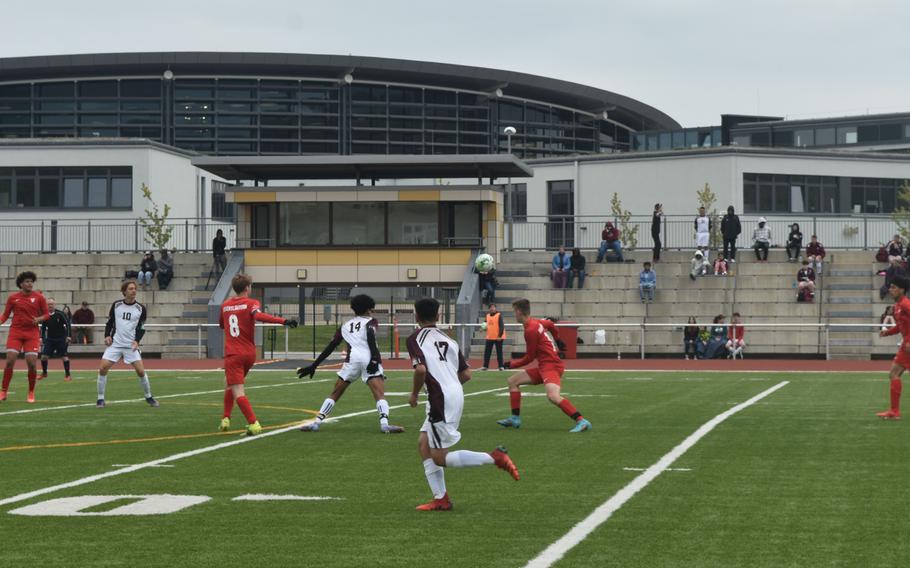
0;378;332;417
0;386;507;508
111;464;175;469
522;380;789;568
623;467;691;472
232;494;342;502
494;392;615;398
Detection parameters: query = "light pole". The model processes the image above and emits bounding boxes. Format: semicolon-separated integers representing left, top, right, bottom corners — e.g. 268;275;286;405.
503;126;517;250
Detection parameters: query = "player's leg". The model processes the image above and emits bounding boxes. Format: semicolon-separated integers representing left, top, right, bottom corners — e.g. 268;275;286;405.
878;363;906;419
96;357;115;407
23;352;39;403
417;432;450;509
1;346;19;400
40;353;49;379
301;377;352;431
229;382;261;435
130;359;158;407
544;379;591;432
497;370;535;428
62;354;71;381
366;373;403;433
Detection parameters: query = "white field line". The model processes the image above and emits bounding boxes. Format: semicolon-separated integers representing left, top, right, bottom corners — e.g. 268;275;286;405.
0;378;333;417
623;467;691;472
0;386;508;508
522;380;789;568
232;494;342;501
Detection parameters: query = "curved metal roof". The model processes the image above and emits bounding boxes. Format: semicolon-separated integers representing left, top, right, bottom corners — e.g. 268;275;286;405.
0;52;679;131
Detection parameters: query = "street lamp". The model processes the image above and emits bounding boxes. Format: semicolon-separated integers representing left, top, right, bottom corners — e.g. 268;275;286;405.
503;126;517;249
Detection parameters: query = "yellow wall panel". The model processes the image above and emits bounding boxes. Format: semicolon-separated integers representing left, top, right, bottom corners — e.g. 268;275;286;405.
357;250;400;265
398;190;440;201
439;250;471;264
245;250;278;266
317;249;357;265
405;250;441;264
276;250;318;264
233;191;275;203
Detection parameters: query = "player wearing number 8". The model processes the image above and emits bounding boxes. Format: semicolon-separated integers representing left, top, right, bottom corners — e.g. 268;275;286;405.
219;274;297;436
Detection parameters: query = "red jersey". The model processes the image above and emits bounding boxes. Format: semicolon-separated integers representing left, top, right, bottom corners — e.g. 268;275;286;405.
220;296;285;358
884;295;910;345
728;325;745;341
1;291;48;334
512;318;563;369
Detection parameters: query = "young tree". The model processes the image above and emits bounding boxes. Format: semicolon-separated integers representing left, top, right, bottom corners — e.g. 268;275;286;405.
696;183;722;249
138;183;174;250
611;192;638;251
892;180;910;242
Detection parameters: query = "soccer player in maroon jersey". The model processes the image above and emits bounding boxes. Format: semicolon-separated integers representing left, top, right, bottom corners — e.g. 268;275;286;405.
0;271;49;403
219;274;297;436
497;298;592;432
878;275;910;419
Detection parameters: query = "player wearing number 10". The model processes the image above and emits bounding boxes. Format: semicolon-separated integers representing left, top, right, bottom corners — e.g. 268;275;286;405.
219;274;297;436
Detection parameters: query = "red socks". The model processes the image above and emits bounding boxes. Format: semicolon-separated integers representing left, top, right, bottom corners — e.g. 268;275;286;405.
27;370;37;393
223;389;235;419
510;391;521;416
236;396;257;424
891;378;903;413
558;399;583;422
2;367;12;391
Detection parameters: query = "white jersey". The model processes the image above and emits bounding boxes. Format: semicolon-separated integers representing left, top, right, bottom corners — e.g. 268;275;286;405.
104;299;147;348
340;315;378;363
407;326;467;424
695;216;710;235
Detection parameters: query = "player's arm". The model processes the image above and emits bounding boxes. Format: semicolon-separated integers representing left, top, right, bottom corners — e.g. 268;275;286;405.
63;311;72;342
296;329;343;379
544;319;567;351
133;304;148;347
496;313;504;339
507;326;539;369
366;320;382;374
104;302;116;345
250;302;298;327
0;296;12;325
34;296;49;324
457;351;471;385
406;334;426;406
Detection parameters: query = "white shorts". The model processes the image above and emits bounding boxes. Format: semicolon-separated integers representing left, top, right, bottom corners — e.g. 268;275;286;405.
337;361;384;383
102;345;143;365
421;418;462;450
696;233;710;247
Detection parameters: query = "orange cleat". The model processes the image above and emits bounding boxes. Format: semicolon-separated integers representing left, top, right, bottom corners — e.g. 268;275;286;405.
491;446;520;481
416;494;452;511
39;373;47;381
64;375;72;382
877;410;901;420
0;390;7;402
26;391;36;404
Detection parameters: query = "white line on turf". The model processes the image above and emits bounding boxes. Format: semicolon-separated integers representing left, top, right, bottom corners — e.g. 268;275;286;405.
0;378;333;417
0;386;508;508
111;464;175;469
522;380;789;568
232;494;342;501
622;467;691;472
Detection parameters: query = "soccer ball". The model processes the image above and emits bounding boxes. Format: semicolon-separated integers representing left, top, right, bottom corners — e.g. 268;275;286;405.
480;322;488;331
475;254;495;274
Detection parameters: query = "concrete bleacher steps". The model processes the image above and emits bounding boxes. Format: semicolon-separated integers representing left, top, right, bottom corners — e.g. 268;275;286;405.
483;248;885;359
0;253;216;359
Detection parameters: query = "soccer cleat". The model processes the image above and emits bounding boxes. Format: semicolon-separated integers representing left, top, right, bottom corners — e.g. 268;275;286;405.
96;399;105;408
39;373;47;381
146;397;160;407
0;390;7;402
570;418;592;433
877;410;901;420
381;424;405;434
479;367;488;371
299;421;321;432
491;446;520;481
416;493;452;511
245;421;262;436
26;391;35;404
219;417;231;432
64;375;72;382
497;415;522;429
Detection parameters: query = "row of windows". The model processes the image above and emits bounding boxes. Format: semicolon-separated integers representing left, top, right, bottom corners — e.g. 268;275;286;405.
733;122;910;148
633;127;723;152
742;173;908;214
0;167;132;210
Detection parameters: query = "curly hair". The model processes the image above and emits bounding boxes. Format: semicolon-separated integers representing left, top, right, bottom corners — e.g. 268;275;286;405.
16;271;37;288
349;294;376;316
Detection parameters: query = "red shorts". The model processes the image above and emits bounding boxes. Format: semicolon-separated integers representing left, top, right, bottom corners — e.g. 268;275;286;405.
527;365;564;386
224;354;256;385
894;348;910;370
6;330;40;354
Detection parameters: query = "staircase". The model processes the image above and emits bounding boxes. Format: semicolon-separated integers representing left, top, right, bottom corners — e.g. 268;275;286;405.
823;251;890;359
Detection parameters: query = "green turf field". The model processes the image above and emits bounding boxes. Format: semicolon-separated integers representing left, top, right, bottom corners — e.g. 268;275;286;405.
0;369;905;567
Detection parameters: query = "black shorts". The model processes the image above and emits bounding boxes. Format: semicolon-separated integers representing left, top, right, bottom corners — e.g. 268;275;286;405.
42;337;69;357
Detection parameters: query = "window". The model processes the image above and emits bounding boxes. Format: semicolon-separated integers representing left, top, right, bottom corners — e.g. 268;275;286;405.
111;178;132;208
39;178;60;208
0;179;11;208
279;203;330;245
547;180;574;248
332;202;385;245
87;177;107;208
211;181;235;222
772;130;794;147
504;182;527;221
880;123;902;141
837;126;857;144
388;202;438;245
63;178;84;208
15;178;35;208
815;128;835;146
857;125;879;143
794;129;814;147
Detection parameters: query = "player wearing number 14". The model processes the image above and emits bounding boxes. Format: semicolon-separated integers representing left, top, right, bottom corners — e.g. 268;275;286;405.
219;274;297;436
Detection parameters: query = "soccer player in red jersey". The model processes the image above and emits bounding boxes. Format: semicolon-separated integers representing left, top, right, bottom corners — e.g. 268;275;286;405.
878;275;910;419
497;298;592;432
0;271;49;403
218;274;297;436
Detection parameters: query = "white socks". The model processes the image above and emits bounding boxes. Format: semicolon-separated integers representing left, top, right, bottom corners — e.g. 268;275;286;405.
445;450;494;468
377;399;390;427
316;398;335;424
97;374;107;400
139;375;152;399
423;459;446;499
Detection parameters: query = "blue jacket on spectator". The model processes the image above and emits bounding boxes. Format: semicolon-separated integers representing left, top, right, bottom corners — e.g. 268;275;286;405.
552;252;571;271
639;269;656;288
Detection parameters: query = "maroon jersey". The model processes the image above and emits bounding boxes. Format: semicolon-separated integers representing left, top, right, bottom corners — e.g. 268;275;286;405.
1;291;48;334
511;318;563;369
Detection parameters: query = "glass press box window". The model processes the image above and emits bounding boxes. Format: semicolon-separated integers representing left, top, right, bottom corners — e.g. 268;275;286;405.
0;166;132;209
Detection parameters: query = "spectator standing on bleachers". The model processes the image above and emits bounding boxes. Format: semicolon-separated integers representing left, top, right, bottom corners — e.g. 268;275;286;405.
881;258;908;300
596;222;623;263
694;207;711;252
138;251;157;290
689;250;709;280
478;268;498;305
480;304;505;371
568;248;586;289
797;260;816;301
157;249;174;290
213;229;228;275
683;316;700;360
721;206;741;263
551;246;570;289
72;301;95;344
786;223;804;262
651;203;663;262
40;297;72;381
639;261;656;303
725;312;745;359
714;254;728;276
752;218;771;262
886;234;905;263
806;235;826;275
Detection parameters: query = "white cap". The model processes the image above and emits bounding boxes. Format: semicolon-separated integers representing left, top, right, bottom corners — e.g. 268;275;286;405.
759;217;767;223
695;250;704;258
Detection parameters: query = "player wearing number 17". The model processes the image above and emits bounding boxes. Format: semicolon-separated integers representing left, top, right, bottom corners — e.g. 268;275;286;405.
219;274;297;436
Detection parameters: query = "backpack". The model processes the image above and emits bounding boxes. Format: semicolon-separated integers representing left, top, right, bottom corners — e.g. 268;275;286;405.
877;247;889;262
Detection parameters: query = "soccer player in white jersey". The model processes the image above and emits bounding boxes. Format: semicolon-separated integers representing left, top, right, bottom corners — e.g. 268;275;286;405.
297;294;404;433
407;297;519;511
96;281;158;408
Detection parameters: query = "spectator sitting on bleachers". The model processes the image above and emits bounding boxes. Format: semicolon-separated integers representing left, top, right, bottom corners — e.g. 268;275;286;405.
713;254;728;276
689;250;709;281
72;301;95;344
880;258;908;300
551;246;570;288
752;218;771;262
886;234;905;263
806;235;826;275
596;222;623;263
157;249;174;290
698;315;728;359
568;248;586;289
138;251;157;290
725;312;745;359
797;259;816;302
639;261;656;303
683;316;700;360
786;223;803;262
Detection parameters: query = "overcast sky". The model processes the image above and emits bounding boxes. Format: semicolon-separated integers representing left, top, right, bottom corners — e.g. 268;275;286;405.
1;0;905;127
